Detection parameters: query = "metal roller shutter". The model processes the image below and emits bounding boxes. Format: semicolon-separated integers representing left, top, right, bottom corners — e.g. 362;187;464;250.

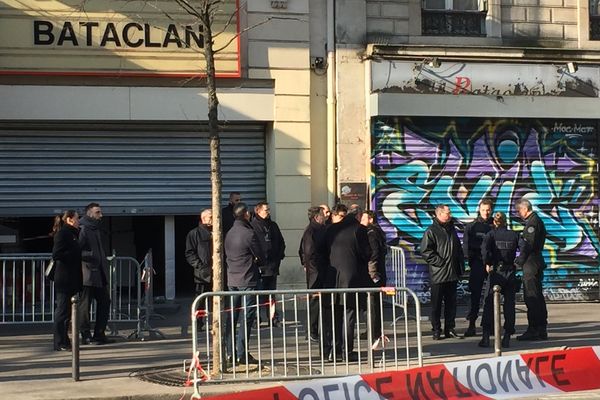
0;122;266;216
372;116;600;302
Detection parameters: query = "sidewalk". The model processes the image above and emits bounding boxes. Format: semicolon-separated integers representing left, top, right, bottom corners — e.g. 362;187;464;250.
0;300;598;400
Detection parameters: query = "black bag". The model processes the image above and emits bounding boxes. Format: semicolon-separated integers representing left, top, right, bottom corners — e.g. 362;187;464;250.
45;259;56;281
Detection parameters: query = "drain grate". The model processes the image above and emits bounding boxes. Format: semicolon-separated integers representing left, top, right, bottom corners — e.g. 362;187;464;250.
130;365;187;387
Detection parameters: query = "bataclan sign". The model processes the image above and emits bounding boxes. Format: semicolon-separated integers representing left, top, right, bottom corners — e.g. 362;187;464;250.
0;0;240;77
33;20;204;49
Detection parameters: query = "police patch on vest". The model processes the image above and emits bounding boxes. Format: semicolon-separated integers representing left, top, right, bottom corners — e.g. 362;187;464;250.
527;226;535;233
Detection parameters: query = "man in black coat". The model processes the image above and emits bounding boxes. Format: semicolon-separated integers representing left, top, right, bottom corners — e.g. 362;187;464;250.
185;208;213;330
420;204;464;340
221;192;241;237
78;202;112;345
323;204;371;362
298;206;326;341
361;210;388;342
224;202;265;364
514;198;548;341
251;201;286;326
462;198;494;337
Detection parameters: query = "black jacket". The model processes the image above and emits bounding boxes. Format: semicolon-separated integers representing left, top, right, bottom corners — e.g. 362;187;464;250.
366;223;387;284
185;224;213;284
52;224;83;294
79;216;108;288
251;215;286;277
298;220;326;288
323;216;371;290
462;217;493;260
482;226;519;273
515;212;547;270
420;218;464;284
224;219;265;288
221;204;235;236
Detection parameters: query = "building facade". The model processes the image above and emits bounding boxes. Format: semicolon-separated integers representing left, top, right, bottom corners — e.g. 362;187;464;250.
336;0;600;301
1;0;599;301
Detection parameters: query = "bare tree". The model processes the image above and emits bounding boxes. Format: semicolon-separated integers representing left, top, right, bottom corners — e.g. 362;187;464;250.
172;0;227;374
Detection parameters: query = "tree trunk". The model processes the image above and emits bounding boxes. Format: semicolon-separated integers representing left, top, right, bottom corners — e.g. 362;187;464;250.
201;2;224;375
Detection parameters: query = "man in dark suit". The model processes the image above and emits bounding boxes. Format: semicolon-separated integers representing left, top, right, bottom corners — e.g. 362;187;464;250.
323;204;371;362
185;208;213;331
221;192;241;237
223;202;265;365
298;206;326;341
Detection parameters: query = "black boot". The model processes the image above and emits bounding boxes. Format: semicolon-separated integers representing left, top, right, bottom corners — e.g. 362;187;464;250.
464;320;477;337
516;328;539;341
502;334;510;348
478;331;490;347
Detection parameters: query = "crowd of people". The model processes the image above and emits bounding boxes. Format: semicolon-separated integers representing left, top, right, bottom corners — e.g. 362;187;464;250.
420;198;548;348
185;192;389;364
184;192;549;363
50;193;547;361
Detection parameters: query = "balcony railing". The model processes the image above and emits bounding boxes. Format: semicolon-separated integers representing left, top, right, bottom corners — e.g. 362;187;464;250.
422;9;487;36
590;15;600;40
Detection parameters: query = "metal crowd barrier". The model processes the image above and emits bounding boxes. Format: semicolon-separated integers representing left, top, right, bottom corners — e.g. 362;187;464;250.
0;253;142;338
189;287;423;394
387;246;408;313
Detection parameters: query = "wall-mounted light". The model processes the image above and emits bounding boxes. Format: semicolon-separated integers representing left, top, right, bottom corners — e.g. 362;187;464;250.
558;62;578;74
427;57;442;68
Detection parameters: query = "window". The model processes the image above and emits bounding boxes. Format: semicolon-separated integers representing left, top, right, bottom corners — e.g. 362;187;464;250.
422;0;487;36
590;0;600;40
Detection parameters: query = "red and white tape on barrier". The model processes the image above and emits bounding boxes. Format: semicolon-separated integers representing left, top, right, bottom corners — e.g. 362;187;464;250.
200;346;600;400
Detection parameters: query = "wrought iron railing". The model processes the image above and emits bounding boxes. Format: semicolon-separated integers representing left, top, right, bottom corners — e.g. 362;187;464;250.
422;9;487;36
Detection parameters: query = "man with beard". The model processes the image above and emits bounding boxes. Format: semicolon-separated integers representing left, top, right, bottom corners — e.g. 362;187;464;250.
462;199;494;337
251;201;286;326
323;204;370;362
185;208;213;331
78;202;112;345
420;204;464;340
298;206;327;341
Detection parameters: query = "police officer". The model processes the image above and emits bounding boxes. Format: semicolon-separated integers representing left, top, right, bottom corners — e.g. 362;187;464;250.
514;198;548;341
479;212;519;348
462;199;494;337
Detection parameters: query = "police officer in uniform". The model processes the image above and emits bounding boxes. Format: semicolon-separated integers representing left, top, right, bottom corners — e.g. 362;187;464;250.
462;199;494;337
514;198;548;341
479;212;519;348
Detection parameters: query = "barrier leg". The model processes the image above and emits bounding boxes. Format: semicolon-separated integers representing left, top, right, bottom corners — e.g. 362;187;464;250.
493;285;502;357
71;295;80;381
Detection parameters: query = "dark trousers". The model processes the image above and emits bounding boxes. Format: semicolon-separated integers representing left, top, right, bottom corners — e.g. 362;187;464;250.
332;301;357;354
54;290;75;348
306;273;322;338
78;285;111;338
367;280;385;339
224;287;257;360
257;275;279;322
523;264;548;331
467;257;485;322
430;281;457;333
481;271;516;335
195;282;211;329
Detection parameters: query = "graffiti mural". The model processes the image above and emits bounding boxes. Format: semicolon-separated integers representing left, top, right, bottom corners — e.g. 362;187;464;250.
373;117;600;302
